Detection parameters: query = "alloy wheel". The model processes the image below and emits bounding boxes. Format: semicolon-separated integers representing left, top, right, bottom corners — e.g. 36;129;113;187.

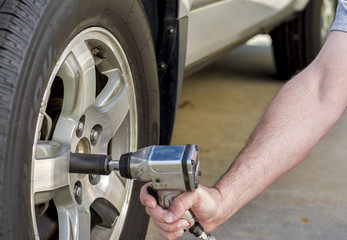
31;27;138;239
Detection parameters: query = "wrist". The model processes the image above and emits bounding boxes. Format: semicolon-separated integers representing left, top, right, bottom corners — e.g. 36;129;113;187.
204;186;231;227
213;182;241;222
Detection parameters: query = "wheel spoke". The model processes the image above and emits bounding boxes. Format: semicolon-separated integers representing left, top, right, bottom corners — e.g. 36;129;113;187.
93;173;127;214
107;112;131;159
33;141;70;203
55;187;91;240
79;173;127;228
57;54;79;116
95;68;123;107
96;83;131;147
51;116;79;146
58;41;96;116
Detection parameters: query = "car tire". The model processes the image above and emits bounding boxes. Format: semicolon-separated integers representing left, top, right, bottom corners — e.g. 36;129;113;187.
0;0;159;239
270;0;337;80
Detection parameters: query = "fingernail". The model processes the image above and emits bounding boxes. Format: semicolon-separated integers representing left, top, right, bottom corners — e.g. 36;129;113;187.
145;201;155;209
178;220;188;229
164;211;174;223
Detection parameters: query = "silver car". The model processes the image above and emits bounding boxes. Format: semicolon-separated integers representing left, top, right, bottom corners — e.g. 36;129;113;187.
0;0;336;239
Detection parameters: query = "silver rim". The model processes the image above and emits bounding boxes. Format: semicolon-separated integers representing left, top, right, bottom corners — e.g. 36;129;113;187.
320;0;336;45
31;27;138;239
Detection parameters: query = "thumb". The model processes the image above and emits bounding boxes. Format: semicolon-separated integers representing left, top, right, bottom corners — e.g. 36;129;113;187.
163;189;200;223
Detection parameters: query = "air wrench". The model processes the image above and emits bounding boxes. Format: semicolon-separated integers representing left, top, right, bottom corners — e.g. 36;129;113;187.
70;144;216;240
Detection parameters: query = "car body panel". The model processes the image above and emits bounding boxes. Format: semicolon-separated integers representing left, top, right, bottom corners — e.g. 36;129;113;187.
181;0;310;71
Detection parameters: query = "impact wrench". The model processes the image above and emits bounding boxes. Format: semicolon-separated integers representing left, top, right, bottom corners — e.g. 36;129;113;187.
70;144;216;240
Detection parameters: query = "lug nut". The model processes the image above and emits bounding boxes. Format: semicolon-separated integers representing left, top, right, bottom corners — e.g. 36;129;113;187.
76;116;85;137
73;182;83;205
90;130;98;142
91;174;97;179
90;125;102;146
73;185;82;198
89;174;101;185
78;122;84;133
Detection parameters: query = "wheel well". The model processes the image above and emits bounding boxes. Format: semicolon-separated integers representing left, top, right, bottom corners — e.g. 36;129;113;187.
141;0;180;145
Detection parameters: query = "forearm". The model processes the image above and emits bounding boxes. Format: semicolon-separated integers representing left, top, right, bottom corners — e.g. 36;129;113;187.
214;39;347;222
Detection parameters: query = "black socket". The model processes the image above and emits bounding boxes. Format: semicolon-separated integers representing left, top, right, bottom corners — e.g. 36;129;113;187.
70;153;111;175
119;152;133;179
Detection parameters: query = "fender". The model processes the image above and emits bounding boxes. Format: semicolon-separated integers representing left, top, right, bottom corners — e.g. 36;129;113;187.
141;0;188;144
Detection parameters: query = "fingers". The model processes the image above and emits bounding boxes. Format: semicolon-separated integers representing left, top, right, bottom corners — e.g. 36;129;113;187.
140;183;192;239
145;201;168;222
154;218;188;239
164;188;200;223
140;183;157;209
140;183;220;239
153;218;190;232
140;183;173;224
140;183;196;223
141;183;201;222
145;203;188;240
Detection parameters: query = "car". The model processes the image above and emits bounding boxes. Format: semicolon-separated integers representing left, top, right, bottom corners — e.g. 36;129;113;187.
0;0;336;239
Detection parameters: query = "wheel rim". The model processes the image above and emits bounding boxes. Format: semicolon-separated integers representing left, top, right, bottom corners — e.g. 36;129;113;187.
320;0;336;45
31;27;138;239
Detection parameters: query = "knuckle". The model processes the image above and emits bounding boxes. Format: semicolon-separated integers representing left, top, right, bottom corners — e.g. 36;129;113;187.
145;207;157;218
145;207;152;216
147;207;165;222
172;198;185;210
139;196;146;205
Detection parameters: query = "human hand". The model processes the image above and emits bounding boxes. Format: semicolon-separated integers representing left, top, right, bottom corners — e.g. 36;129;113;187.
140;183;224;240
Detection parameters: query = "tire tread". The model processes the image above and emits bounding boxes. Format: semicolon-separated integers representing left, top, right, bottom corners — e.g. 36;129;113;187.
270;0;325;80
0;0;48;238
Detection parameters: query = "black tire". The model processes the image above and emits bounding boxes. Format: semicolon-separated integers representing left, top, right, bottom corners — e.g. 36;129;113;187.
270;0;337;80
0;0;159;239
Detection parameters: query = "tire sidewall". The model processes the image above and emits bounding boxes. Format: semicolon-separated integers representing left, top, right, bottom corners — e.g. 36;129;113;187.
3;0;159;239
304;0;324;61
